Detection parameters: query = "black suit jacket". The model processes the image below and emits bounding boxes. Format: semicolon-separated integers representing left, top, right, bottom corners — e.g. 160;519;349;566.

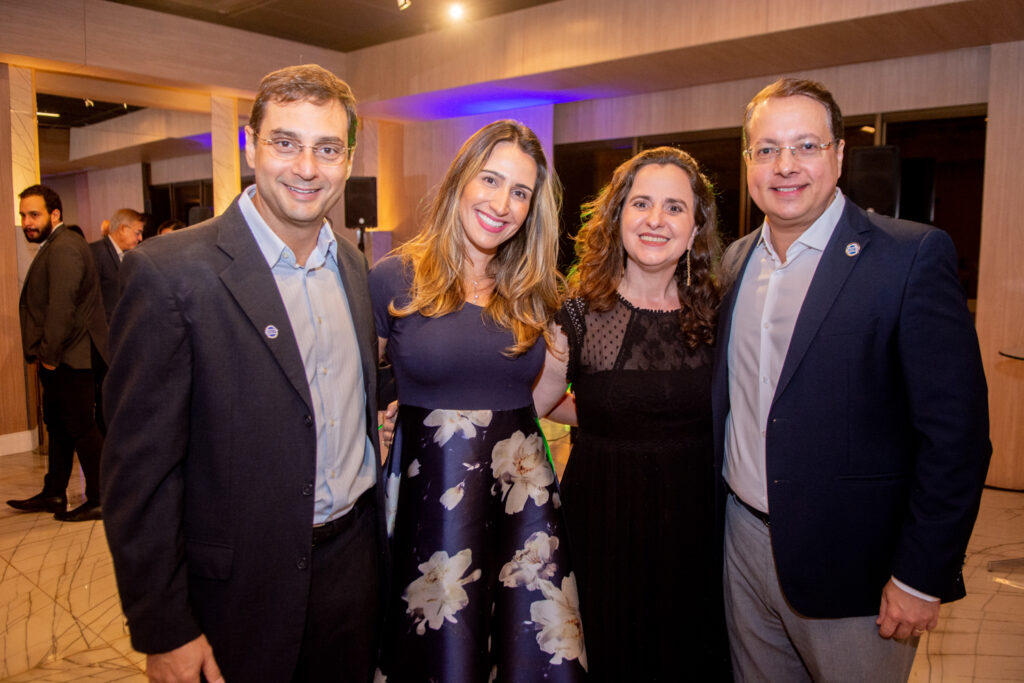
101;198;383;681
19;224;108;368
712;200;991;618
89;235;121;324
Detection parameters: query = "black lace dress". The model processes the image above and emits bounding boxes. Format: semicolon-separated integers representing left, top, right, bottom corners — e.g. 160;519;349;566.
557;295;730;682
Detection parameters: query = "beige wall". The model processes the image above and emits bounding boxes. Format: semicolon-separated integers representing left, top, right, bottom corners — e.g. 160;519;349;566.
975;41;1024;489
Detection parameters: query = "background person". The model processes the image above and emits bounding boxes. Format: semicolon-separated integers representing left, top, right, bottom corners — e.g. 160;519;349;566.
8;184;108;522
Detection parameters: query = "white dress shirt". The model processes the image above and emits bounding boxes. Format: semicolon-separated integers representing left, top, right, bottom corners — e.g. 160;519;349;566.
723;190;845;513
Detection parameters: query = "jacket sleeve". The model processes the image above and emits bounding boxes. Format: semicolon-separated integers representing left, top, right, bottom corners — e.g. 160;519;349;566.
101;247;203;653
891;228;991;600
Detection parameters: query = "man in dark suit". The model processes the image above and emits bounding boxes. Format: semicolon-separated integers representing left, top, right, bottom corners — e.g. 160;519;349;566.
90;208;144;323
713;78;991;681
102;64;384;683
8;184;108;522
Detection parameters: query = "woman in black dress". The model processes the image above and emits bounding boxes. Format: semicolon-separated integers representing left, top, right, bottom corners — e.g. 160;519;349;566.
534;146;730;681
371;120;587;682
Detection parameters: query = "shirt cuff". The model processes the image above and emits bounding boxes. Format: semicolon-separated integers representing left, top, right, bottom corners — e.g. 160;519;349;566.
892;576;939;602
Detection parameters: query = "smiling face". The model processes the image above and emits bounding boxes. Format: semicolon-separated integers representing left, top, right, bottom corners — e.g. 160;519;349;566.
244;98;350;241
19;194;58;244
457;140;538;266
745;94;844;237
620;163;698;277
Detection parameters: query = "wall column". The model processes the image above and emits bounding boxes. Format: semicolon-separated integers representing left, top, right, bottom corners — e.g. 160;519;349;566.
0;63;38;450
976;41;1024;490
210;95;241;216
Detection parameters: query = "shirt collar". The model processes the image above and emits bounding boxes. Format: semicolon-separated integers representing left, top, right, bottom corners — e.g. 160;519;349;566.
109;234;125;259
239;185;337;269
757;188;845;259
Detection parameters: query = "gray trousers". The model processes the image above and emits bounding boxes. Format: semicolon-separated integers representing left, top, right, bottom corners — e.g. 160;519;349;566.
723;493;918;682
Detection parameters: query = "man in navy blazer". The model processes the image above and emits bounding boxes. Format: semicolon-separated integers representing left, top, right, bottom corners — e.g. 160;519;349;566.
714;78;990;681
102;65;384;683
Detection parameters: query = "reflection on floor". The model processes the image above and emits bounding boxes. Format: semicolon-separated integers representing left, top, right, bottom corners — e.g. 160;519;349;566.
1;440;1022;681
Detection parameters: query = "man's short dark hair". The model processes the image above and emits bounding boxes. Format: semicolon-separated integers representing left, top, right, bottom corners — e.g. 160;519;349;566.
743;78;845;148
19;184;63;219
249;64;359;152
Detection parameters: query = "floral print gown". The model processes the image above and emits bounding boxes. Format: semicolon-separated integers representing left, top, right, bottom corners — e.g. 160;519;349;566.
369;257;587;683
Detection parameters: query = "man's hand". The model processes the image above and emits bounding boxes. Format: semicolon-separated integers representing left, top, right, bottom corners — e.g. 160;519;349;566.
146;634;224;683
876;578;940;640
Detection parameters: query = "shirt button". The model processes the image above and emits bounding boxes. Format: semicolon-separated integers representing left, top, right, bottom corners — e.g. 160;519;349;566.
302;483;314;496
763;323;769;329
296;557;308;570
304;415;314;427
761;376;769;384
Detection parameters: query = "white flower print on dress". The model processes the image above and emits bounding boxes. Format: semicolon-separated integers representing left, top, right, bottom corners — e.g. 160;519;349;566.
498;531;559;590
440;481;466;510
423;409;492;446
404;549;482;635
407;459;421;477
530;573;588;670
384;473;401;537
490;430;554;514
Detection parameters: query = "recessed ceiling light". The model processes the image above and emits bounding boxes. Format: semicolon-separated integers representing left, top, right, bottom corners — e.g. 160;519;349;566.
449;3;464;20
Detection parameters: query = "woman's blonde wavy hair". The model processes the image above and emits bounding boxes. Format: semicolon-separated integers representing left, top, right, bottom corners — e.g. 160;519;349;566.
569;146;722;349
390;120;563;357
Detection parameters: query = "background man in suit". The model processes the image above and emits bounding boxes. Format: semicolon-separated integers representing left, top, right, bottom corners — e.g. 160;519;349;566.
90;208;144;323
8;184;108;522
102;64;383;683
713;78;991;681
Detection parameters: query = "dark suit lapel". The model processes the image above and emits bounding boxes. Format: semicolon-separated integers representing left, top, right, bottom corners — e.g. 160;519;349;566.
215;202;314;412
713;232;759;442
774;203;872;402
334;239;375;401
105;236;120;271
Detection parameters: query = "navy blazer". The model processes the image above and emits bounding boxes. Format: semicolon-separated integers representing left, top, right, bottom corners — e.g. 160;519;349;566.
101;198;383;681
89;235;121;323
712;200;990;619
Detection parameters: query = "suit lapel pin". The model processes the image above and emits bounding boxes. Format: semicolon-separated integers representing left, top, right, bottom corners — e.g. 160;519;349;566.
264;324;279;339
844;242;861;257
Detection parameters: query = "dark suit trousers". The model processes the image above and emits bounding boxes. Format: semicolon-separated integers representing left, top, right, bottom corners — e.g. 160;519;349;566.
40;365;103;502
292;490;382;683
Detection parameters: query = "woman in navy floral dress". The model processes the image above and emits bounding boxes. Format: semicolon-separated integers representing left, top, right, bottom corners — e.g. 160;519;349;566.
370;121;587;683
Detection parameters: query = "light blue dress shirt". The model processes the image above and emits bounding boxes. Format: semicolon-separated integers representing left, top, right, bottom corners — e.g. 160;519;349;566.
240;187;376;524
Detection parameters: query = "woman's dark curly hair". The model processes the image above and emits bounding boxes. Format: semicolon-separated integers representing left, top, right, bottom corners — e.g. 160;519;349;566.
568;146;722;348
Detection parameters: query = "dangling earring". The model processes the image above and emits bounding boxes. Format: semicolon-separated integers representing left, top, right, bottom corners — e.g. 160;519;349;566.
686;249;692;287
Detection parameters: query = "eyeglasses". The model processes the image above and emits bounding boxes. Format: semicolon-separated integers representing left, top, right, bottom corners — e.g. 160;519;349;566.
743;140;839;164
254;133;353;165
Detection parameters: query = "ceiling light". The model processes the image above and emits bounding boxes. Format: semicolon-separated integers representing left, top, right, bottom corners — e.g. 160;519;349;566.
397;0;410;9
448;3;464;20
84;98;95;107
860;125;876;134
36;111;60;118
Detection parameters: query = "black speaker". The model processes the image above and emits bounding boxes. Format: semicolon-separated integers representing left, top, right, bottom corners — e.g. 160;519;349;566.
345;176;378;228
845;146;901;217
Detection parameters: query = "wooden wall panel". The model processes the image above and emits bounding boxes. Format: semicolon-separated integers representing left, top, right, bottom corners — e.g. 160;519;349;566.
84;164;145;237
0;65;30;437
975;41;1024;489
554;47;990;144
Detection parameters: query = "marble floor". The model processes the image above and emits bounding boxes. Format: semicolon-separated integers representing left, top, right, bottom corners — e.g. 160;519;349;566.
1;437;1022;682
